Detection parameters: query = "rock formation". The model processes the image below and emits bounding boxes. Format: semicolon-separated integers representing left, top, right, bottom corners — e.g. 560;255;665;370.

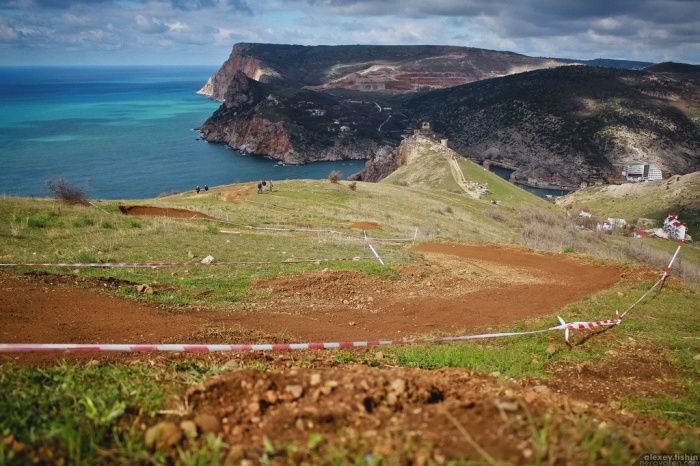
197;43;700;186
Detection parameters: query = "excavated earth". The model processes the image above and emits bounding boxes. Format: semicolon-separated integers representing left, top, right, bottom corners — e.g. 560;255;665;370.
0;238;694;463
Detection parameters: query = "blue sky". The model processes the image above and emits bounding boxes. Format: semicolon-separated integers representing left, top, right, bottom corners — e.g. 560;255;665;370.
0;0;698;66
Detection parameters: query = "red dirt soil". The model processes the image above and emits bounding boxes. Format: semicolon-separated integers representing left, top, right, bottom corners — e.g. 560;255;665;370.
1;243;620;358
1;242;692;463
119;205;217;219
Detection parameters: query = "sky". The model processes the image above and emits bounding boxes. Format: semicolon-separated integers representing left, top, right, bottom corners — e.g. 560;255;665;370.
0;0;698;67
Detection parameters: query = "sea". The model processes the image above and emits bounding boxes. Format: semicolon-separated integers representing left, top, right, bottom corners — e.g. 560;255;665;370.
0;66;366;200
488;165;574;197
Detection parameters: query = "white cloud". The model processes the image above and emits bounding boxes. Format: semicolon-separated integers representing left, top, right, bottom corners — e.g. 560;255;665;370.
134;14;169;34
0;0;698;65
0;20;19;42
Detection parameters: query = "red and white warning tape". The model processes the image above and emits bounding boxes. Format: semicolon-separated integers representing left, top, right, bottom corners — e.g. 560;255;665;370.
0;257;372;268
0;241;684;353
0;328;553;353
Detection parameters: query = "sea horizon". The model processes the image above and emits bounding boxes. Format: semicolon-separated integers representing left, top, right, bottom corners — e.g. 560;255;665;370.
0;66;365;200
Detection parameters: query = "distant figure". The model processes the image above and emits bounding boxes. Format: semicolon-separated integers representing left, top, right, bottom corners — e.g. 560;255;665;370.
204;185;209;192
269;180;273;192
196;186;200;194
262;180;267;192
257;181;262;194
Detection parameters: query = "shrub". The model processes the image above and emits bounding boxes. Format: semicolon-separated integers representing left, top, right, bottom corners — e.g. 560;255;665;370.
328;170;341;183
43;177;90;205
348;181;357;191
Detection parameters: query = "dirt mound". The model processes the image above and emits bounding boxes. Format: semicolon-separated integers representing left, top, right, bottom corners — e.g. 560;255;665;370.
158;360;674;464
119;205;216;219
349;221;381;230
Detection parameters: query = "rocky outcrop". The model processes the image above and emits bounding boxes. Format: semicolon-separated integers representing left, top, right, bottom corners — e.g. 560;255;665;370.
197;44;700;182
198;69;399;164
348;147;399;182
198;43;282;101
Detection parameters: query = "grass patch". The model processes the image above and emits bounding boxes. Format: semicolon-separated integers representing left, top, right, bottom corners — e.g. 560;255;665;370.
0;360;223;465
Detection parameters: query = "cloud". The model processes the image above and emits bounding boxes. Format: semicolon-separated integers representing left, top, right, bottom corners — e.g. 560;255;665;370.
33;0;113;9
0;16;19;42
0;0;698;65
134;14;169;34
143;0;253;14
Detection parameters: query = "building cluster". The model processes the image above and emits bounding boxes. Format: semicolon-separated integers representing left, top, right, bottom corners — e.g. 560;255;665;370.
579;208;690;241
622;162;663;182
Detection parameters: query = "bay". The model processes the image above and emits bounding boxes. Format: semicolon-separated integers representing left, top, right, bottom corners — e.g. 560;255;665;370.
0;66;365;200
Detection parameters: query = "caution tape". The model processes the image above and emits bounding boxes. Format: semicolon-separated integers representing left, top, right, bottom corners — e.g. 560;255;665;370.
0;328;556;353
620;240;683;319
0;257;373;268
0;241;684;353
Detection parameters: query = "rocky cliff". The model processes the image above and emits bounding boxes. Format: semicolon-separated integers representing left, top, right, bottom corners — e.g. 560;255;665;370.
198;43;700;185
198;70;395;164
197;43;570;165
407;65;700;185
199;42;569;101
198;43;283;101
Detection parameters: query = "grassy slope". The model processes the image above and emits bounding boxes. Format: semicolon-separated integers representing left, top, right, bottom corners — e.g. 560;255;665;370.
558;172;700;239
1;141;700;463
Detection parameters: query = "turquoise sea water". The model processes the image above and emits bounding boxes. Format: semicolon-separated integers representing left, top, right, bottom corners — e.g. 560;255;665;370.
0;66;365;200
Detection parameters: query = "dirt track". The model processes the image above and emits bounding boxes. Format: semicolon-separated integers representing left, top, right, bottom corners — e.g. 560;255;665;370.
1;242;620;360
2;242;690;463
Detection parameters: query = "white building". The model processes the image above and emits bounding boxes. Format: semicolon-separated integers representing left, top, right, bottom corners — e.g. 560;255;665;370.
663;212;687;240
622;162;663;182
607;217;627;228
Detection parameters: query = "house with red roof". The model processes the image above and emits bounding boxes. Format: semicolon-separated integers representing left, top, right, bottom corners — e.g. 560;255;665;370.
663;212;687;240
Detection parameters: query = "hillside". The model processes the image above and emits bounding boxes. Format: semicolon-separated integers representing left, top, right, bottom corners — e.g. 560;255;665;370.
407;65;700;186
197;43;569;165
198;44;700;186
2;140;700;463
557;171;700;238
199;43;569;101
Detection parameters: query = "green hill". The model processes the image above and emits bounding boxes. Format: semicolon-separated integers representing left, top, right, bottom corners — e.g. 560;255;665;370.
558;171;700;239
3;138;698;307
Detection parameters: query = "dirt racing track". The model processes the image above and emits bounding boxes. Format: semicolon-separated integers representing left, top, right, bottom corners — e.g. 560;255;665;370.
0;242;621;356
3;241;689;463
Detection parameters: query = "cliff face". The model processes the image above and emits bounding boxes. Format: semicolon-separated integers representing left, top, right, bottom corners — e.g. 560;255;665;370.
198;43;282;101
199;42;569;102
197;43;700;184
198;70;396;164
197;43;571;165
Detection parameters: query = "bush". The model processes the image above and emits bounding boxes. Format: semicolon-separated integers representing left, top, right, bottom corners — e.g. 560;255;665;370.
43;177;90;205
348;181;357;191
328;170;341;183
